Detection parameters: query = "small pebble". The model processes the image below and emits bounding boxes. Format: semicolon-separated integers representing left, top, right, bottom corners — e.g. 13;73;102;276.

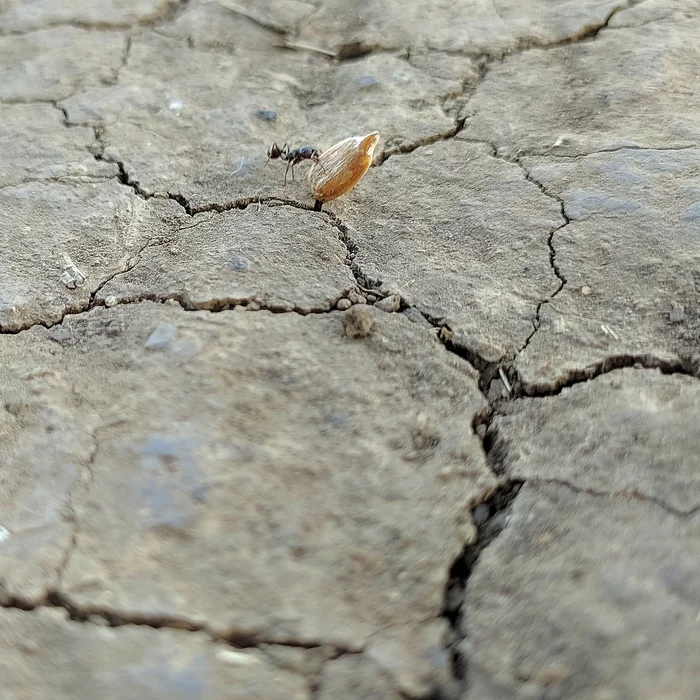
343;306;374;339
472;504;490;526
255;109;277;122
247;301;261;311
18;639;39;653
104;295;118;308
402;307;432;327
366;294;377;304
374;294;401;312
348;291;367;305
144;321;175;350
49;326;76;346
231;256;249;272
669;301;684;323
581;285;591;296
380;282;402;297
3;401;23;416
217;649;261;665
533;664;569;686
358;75;379;88
87;615;111;627
336;298;352;311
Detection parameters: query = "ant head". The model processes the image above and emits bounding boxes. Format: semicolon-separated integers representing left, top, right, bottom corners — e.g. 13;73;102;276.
267;143;285;159
297;146;317;159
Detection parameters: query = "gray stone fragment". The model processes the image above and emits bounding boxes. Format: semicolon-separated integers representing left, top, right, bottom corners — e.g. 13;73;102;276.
258;643;331;676
347;291;367;305
336;298;352;310
402;307;433;328
231;256;250;272
358;75;379;88
669;301;685;323
374;294;401;313
49;325;76;346
472;503;491;526
144;321;176;350
255;109;278;122
463;482;700;700
60;253;86;289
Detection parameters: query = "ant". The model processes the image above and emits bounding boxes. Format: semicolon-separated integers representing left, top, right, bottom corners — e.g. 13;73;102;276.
267;143;323;185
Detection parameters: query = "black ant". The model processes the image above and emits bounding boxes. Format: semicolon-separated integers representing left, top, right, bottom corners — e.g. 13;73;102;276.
267;143;323;185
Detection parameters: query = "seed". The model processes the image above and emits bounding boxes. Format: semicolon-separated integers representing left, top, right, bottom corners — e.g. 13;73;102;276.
308;132;380;204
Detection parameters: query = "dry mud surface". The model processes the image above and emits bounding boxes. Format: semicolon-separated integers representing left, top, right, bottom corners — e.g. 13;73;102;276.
1;1;699;698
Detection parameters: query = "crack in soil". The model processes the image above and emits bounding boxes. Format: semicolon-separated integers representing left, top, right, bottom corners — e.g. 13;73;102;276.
521;477;700;519
217;1;288;37
520;144;700;159
517;351;700;397
107;34;133;86
0;589;357;655
55;422;103;590
376;57;489;166
442;476;523;691
512;158;569;355
374;118;467;165
0;171;372;335
481;414;700;518
4;4;691;695
91;290;350;317
93;146;375;302
373;0;650;169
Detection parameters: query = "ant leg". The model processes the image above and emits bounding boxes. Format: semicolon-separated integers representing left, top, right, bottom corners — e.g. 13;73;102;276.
284;160;291;186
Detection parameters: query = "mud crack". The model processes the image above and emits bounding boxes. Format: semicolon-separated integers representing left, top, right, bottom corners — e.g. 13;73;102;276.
512;158;569;355
519;352;700;397
0;586;361;659
442;475;523;692
522;477;700;519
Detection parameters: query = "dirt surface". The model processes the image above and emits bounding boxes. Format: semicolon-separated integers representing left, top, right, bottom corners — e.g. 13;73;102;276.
1;1;699;698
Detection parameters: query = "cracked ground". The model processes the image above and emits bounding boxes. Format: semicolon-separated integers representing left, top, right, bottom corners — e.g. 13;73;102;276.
1;0;699;697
